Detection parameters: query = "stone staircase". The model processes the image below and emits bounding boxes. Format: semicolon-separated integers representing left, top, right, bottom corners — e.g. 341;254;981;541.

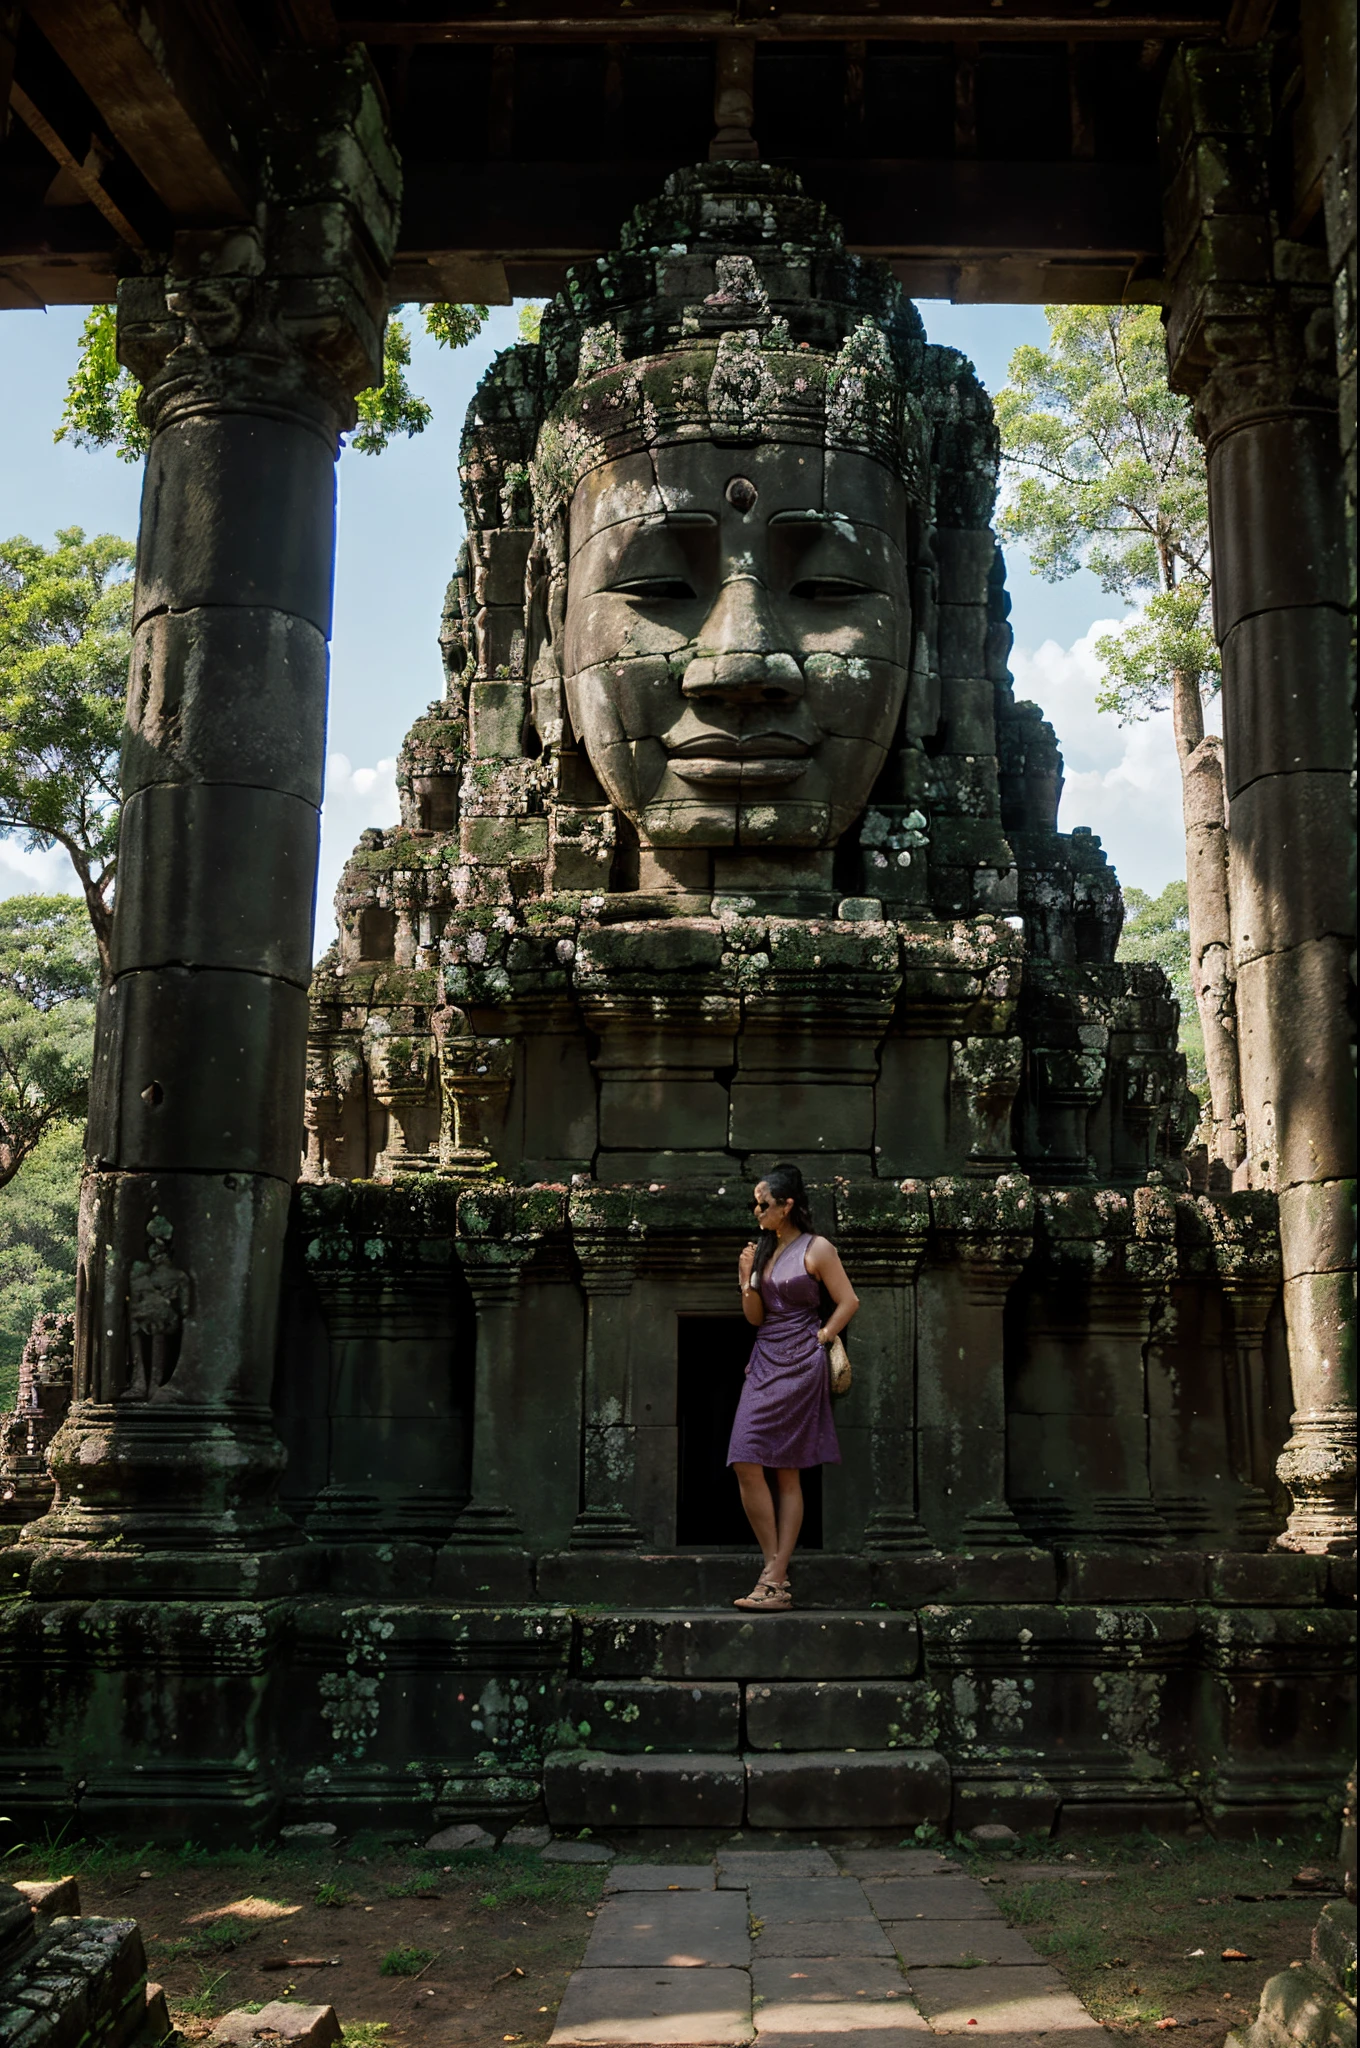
545;1608;951;1831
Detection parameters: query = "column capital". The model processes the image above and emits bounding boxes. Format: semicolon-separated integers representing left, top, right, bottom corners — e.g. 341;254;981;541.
117;52;398;438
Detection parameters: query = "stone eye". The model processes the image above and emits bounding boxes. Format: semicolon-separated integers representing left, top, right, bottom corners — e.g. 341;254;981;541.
790;577;871;602
613;577;698;600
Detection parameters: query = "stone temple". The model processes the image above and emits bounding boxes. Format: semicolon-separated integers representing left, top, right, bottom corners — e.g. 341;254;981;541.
0;36;1353;1850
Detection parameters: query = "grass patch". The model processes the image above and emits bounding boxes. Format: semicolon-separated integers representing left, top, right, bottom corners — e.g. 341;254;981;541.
190;1917;255;1956
341;2027;390;2047
172;1967;231;2021
988;1830;1342;2036
379;1944;436;1977
316;1881;355;1907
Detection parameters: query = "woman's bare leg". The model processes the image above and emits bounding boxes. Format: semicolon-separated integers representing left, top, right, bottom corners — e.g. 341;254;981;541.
772;1468;804;1580
733;1461;778;1570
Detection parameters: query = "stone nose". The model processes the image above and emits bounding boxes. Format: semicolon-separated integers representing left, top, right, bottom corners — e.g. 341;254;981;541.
682;574;802;702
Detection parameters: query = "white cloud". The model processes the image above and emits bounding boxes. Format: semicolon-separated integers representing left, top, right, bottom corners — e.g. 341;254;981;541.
314;752;400;954
0;835;83;901
1010;621;1212;897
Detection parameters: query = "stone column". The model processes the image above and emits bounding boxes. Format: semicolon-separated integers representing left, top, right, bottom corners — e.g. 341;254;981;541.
1162;44;1357;1553
1009;1189;1171;1549
568;1232;644;1551
835;1181;934;1553
445;1251;532;1549
916;1174;1033;1549
23;56;398;1580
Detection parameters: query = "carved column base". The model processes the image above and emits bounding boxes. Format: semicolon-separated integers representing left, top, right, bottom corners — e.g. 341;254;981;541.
25;1403;296;1554
569;1504;644;1551
957;1502;1033;1549
1275;1412;1358;1554
863;1505;937;1554
446;1499;528;1547
1011;1494;1171;1549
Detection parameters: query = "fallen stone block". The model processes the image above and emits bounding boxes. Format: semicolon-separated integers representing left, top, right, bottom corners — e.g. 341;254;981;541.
208;2002;342;2046
279;1823;338;1843
11;1877;81;1918
503;1824;553;1849
425;1823;495;1851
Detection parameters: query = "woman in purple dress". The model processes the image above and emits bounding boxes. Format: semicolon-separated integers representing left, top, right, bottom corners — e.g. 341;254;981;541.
727;1162;859;1611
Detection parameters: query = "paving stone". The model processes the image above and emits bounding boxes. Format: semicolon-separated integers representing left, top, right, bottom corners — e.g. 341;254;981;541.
752;1954;929;2034
503;1824;553;1848
586;1889;751;1967
542;1840;615;1864
746;1750;950;1830
279;1822;337;1841
886;1920;1045;1967
838;1851;963;1880
549;1965;754;2044
756;1919;895;1958
545;1750;747;1828
862;1879;1004;1921
605;1864;717;1891
747;1880;877;1920
718;1849;840;1886
905;1964;1105;2033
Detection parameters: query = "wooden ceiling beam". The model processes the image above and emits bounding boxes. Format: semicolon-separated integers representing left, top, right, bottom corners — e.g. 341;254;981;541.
24;0;256;221
398;153;1161;259
9;80;148;248
342;7;1226;41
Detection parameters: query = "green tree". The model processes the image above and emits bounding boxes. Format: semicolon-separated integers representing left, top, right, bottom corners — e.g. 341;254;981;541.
57;302;490;463
0;530;132;974
0;1117;82;1412
1117;880;1207;1105
0;896;97;1191
996;305;1242;1170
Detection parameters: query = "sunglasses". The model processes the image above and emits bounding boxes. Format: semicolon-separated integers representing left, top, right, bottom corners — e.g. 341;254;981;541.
753;1197;785;1213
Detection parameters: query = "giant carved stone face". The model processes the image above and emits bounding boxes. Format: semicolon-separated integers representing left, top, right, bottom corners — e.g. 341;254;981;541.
561;439;911;849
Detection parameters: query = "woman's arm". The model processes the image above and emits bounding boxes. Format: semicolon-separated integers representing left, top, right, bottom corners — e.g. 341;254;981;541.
738;1240;765;1327
806;1237;859;1345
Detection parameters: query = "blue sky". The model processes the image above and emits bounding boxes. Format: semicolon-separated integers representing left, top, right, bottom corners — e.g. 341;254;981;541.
0;299;1188;939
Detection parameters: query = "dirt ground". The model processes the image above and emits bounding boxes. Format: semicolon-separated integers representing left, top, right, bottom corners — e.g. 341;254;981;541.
8;1822;1348;2047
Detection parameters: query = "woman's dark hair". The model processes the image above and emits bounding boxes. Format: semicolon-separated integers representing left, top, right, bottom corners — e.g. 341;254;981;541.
752;1161;815;1281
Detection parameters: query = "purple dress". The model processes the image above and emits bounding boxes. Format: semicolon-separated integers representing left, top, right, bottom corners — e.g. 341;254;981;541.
726;1233;842;1471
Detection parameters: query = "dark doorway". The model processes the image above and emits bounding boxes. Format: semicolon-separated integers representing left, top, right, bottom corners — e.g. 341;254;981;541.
675;1316;823;1547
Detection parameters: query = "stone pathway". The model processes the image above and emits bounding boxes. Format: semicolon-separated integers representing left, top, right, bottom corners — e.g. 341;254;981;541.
550;1848;1107;2046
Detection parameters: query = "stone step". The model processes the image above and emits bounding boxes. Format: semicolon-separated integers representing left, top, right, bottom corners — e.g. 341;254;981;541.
544;1746;951;1829
575;1608;920;1681
560;1675;938;1753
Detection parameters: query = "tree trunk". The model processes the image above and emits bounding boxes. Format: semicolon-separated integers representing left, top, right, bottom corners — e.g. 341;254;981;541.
1171;665;1244;1173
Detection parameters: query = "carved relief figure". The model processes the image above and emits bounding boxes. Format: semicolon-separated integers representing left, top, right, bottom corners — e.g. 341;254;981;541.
126;1215;191;1399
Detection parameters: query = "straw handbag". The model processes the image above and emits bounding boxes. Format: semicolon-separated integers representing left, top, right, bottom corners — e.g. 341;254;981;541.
827;1333;852;1397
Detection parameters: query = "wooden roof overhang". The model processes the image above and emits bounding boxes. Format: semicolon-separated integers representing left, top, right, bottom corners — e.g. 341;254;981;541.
0;0;1283;310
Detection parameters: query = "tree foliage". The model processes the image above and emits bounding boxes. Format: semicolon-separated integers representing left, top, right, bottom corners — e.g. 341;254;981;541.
996;306;1218;721
57;302;491;462
0;896;97;1192
54;304;148;463
0;1117;83;1411
1117;879;1206;1101
0;530;132;972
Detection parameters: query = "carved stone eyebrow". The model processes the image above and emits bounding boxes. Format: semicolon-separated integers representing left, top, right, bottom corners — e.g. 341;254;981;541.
768;509;835;526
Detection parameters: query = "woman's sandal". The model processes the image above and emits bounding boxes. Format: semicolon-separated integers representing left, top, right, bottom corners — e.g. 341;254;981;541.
733;1574;792;1612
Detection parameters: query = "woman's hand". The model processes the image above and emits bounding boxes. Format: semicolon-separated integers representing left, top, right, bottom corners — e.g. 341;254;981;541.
738;1242;757;1288
816;1326;830;1347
